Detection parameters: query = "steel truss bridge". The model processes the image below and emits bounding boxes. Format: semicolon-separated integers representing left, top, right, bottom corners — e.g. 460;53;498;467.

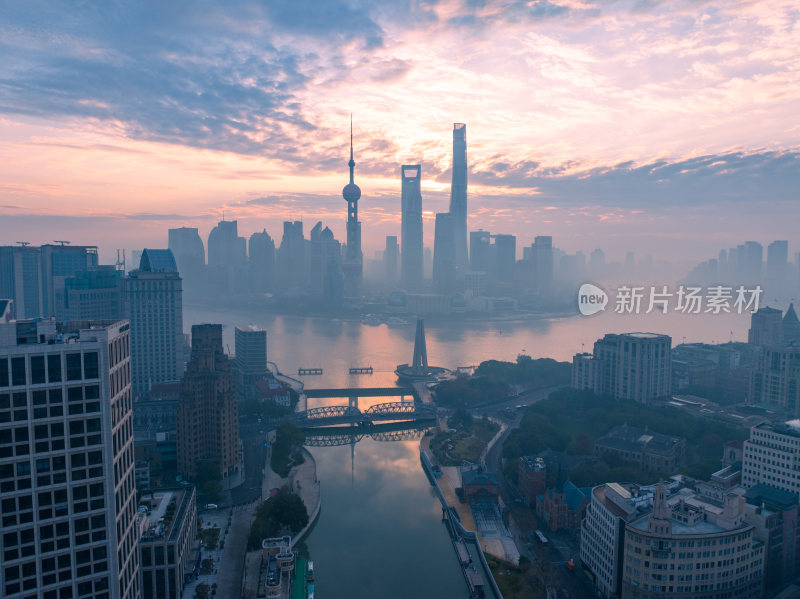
294;401;436;428
303;423;428;447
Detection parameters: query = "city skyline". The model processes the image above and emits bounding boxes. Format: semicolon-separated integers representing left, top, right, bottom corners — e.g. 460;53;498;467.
1;1;799;261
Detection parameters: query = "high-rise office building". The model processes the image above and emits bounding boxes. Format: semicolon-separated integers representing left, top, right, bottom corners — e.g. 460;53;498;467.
448;123;468;273
168;227;205;298
766;240;788;283
748;306;784;346
41;245;100;318
469;230;491;274
122;249;184;397
234;325;268;400
342;121;363;299
0;244;99;320
532;235;553;294
742;241;763;283
0;245;42;319
572;333;672;404
401;165;423;291
432;213;456;294
0;318;141;599
248;229;275;294
57;266;123;323
207;220;246;294
383;236;399;286
492;234;516;283
276;221;307;290
176;325;243;487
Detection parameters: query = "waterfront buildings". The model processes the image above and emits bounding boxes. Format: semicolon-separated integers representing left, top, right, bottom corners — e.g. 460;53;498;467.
383;236;399;286
469;230;491;274
432;212;456;294
176;324;243;488
594;424;686;475
207;219;247;295
0;316;141;599
121;249;184;397
138;486;197;599
401;164;423;292
742;420;800;495
167;227;205;297
276;221;307;291
248;229;276;295
234;325;268;401
572;333;672;404
342;121;363;299
620;483;764;598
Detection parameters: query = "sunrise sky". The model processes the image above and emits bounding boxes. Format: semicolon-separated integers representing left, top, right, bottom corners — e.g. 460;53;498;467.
1;0;798;264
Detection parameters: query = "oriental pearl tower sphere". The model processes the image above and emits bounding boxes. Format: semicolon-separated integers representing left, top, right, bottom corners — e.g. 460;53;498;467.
342;116;363;299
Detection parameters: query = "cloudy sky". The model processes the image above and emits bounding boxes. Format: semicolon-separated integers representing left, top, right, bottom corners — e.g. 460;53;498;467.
1;0;798;263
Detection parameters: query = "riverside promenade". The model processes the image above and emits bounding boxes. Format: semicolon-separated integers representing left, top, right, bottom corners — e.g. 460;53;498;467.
241;443;321;599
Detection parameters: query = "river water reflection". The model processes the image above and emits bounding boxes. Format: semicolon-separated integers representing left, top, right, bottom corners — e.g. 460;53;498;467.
183;306;750;598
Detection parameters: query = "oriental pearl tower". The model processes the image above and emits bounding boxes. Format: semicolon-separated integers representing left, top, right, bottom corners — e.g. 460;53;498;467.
342;116;363;299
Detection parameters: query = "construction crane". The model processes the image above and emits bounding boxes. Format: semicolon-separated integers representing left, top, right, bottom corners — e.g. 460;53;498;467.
53;240;71;246
15;241;30;247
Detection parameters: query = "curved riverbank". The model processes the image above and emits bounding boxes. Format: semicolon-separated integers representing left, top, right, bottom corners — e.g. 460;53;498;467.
290;447;322;548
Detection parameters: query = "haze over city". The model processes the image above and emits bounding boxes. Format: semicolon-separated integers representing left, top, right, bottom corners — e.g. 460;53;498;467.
3;3;800;599
1;0;799;262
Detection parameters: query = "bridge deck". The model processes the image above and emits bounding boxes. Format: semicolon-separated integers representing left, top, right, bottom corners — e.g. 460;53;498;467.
304;386;414;398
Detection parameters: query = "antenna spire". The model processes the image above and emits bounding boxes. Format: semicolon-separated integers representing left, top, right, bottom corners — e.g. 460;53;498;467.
348;114;355;184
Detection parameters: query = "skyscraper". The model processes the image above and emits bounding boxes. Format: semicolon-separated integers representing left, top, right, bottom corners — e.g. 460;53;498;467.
234;324;268;400
176;325;243;487
207;220;247;294
0;244;99;320
448;123;468;272
401;165;423;291
0;244;44;319
0;318;141;599
342;120;363;299
766;240;789;292
248;229;275;294
122;249;184;397
532;235;553;294
40;244;99;318
469;230;491;273
276;221;307;290
383;236;399;286
168;227;205;297
433;212;456;294
493;234;516;283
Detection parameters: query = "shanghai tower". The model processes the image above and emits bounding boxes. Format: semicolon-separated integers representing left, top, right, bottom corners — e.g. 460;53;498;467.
448;123;468;272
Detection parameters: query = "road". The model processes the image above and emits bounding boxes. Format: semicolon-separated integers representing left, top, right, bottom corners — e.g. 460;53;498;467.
480;385;594;599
